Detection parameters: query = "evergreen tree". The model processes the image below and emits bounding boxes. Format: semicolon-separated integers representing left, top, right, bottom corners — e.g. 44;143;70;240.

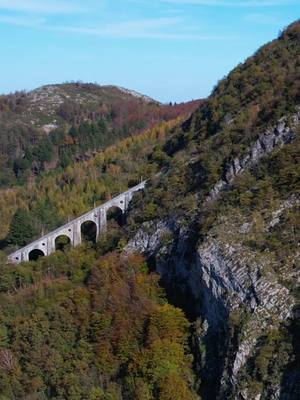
69;125;79;138
6;208;38;247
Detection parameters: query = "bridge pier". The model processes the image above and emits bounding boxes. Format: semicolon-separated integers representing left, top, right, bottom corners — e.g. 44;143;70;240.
22;250;29;263
51;235;58;254
99;209;107;235
73;221;82;247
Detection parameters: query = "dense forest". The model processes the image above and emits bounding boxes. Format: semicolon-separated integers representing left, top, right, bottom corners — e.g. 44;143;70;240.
0;83;200;188
0;117;182;250
0;20;299;400
0;243;198;399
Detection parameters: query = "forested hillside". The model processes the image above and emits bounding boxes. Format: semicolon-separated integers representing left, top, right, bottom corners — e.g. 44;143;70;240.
124;21;300;400
0;111;202;398
0;246;198;400
0;20;299;400
0;82;200;188
0;117;181;250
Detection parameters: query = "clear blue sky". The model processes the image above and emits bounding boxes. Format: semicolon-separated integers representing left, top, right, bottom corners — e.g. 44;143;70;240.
0;0;298;103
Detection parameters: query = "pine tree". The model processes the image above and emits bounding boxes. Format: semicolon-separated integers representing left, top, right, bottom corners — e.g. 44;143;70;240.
6;208;37;247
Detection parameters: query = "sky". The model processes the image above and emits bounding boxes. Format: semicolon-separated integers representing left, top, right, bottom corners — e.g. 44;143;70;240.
0;1;298;103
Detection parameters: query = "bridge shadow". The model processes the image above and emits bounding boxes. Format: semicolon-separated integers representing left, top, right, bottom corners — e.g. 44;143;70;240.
107;206;124;226
29;249;45;261
0;239;8;251
279;303;300;400
81;221;97;243
148;223;230;400
55;235;71;252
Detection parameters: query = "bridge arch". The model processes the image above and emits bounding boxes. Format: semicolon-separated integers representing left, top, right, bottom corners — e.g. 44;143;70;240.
81;220;97;243
29;249;45;261
106;205;124;226
55;235;71;252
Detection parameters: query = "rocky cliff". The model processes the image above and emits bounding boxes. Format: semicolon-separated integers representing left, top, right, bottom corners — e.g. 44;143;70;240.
126;207;299;399
126;112;299;399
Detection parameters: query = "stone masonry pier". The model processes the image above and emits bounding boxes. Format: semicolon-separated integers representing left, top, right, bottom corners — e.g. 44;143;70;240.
8;181;146;264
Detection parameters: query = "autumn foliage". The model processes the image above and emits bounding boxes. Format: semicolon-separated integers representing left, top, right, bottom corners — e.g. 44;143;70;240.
0;248;198;399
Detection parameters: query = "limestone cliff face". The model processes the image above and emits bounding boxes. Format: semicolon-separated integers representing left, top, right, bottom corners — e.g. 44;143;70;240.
126;214;297;400
125;115;299;400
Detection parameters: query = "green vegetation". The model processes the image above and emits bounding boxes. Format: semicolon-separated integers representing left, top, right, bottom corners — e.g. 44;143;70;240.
237;324;298;400
6;208;38;247
0;117;181;246
199;135;300;261
123;21;300;399
0;240;198;399
126;21;300;227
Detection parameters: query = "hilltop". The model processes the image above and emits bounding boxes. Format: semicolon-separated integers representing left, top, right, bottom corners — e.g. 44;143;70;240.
2;83;158;130
0;82;201;188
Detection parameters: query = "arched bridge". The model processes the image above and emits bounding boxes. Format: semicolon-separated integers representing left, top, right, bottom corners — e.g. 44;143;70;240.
8;181;146;264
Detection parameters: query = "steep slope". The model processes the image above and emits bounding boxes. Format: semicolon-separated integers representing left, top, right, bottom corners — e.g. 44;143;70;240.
0;117;183;246
124;21;300;400
0;82;200;188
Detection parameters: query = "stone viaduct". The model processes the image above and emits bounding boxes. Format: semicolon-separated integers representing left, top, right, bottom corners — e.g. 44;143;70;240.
8;181;146;264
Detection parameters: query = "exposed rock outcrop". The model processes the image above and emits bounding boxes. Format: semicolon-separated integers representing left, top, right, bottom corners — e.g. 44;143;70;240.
125;110;299;400
126;209;296;399
207;111;299;202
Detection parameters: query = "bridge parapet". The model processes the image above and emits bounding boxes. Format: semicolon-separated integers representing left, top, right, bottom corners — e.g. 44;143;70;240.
8;181;146;264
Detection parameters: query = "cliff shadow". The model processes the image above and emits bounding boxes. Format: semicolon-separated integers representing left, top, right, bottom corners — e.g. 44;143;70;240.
279;303;300;400
153;226;231;400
